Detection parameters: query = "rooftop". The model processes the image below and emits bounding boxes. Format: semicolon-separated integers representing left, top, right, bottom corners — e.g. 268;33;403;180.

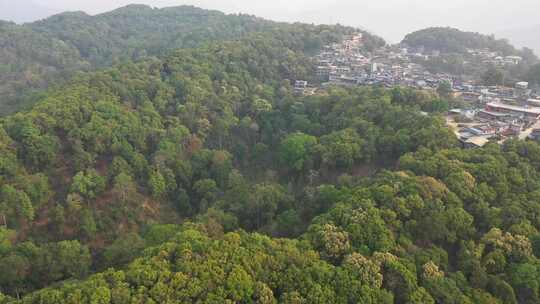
478;109;511;117
465;137;490;147
486;102;540;115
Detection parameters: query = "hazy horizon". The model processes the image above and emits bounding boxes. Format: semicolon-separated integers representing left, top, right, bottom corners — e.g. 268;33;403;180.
1;0;539;44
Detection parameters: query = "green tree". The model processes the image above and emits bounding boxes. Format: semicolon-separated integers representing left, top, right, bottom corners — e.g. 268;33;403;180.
148;169;166;199
482;66;505;86
112;172;137;204
437;81;453;98
320;129;364;168
279;132;317;173
0;185;34;226
70;169;106;201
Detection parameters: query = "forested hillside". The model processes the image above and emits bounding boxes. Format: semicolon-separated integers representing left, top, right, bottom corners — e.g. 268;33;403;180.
401;27;538;84
402;27;525;55
0;5;273;115
0;4;385;116
1;7;540;304
28;5;279;67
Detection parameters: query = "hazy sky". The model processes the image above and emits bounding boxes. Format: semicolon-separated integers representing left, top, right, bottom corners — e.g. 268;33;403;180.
2;0;540;42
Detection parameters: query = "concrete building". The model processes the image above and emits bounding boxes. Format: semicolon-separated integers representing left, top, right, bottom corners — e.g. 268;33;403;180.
477;109;512;121
485;102;540;120
294;80;308;95
505;56;523;65
460;136;490;149
516;82;529;90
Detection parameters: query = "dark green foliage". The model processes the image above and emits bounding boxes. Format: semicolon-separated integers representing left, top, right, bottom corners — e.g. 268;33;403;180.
402;27;537;81
0;240;91;295
0;5;385;115
403;27;524;55
483;65;506;86
526;63;540;87
279;132;317;172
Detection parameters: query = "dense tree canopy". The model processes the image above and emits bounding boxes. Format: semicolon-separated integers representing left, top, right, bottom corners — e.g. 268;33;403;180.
0;4;384;116
403;27;525;55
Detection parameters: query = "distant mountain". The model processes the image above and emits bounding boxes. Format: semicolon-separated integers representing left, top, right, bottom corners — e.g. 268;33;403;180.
399;27;539;83
401;27;522;55
498;25;540;56
0;5;278;115
0;0;58;23
0;4;384;116
29;4;279;66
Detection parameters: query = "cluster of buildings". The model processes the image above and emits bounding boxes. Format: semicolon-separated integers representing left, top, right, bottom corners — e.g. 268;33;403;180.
449;81;540;148
312;35;456;90
292;33;540;148
307;34;526;94
453;81;533;104
293;80;317;96
467;49;523;66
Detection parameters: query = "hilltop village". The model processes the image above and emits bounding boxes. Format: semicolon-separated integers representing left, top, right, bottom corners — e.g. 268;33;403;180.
293;33;540;148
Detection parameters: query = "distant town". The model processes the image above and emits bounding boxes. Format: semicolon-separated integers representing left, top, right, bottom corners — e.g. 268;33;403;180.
293;33;540;149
